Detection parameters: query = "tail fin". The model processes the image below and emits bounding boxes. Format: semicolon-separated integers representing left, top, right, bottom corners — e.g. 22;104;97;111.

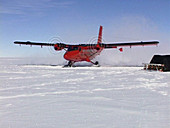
97;26;103;44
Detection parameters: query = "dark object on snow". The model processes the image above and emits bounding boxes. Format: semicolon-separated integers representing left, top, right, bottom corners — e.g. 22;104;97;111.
144;55;170;72
150;55;170;71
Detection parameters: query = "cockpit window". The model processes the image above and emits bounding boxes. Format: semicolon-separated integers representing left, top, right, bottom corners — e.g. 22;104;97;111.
68;46;79;51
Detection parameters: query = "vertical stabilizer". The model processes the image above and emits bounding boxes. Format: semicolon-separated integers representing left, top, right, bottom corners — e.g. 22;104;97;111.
97;26;103;44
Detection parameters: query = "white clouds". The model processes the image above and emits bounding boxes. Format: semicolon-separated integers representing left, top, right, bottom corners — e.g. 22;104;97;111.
0;0;74;15
109;15;159;41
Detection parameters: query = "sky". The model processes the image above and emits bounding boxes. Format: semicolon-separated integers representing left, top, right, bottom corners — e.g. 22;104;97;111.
0;0;170;64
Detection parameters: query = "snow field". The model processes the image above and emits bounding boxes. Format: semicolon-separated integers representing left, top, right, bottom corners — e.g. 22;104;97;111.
0;59;170;128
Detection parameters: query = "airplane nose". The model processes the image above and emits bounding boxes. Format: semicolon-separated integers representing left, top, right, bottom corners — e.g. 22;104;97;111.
64;52;70;60
64;51;78;61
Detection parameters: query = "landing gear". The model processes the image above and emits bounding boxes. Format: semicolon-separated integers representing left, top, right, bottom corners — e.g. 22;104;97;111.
91;61;100;67
64;61;75;67
94;61;99;65
63;60;100;67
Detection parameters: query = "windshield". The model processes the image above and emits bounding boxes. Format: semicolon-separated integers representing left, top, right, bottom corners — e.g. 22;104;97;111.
68;46;79;51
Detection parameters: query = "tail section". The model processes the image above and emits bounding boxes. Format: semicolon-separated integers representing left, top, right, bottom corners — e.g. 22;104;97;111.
97;26;103;44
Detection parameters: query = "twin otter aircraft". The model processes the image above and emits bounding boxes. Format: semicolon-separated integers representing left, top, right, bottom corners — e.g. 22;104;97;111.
14;26;159;67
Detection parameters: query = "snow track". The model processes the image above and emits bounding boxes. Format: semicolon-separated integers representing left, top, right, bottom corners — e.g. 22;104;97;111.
0;59;170;128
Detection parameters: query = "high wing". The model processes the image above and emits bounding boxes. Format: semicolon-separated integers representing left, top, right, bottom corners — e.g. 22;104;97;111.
14;40;159;49
102;41;159;48
14;41;56;47
13;41;77;48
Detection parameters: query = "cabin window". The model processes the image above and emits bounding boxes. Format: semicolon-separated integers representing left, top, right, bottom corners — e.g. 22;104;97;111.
68;46;78;51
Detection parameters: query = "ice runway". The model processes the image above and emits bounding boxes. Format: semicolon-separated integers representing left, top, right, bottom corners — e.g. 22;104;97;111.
0;58;169;128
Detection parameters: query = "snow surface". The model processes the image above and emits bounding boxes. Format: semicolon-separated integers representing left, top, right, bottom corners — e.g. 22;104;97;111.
0;58;170;128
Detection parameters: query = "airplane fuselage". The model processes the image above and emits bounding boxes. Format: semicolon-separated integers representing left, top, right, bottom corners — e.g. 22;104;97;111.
64;45;103;62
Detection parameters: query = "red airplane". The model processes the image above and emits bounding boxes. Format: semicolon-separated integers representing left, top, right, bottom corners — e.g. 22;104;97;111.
14;26;159;67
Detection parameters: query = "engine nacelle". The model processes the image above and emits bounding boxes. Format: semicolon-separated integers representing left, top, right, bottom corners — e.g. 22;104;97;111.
54;43;65;51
